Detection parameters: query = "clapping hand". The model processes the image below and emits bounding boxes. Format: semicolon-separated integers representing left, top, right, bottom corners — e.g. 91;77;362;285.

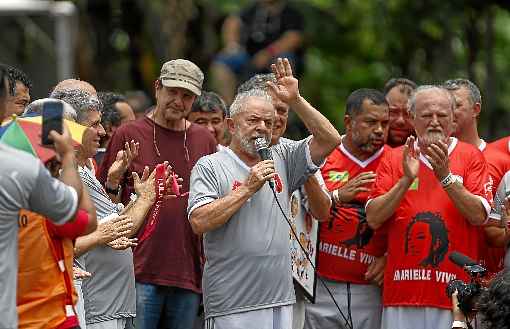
267;58;300;105
97;215;134;244
108;237;138;250
423;139;450;181
132;162;183;204
402;136;420;183
107;140;140;187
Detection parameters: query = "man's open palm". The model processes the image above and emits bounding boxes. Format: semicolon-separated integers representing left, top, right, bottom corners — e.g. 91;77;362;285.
268;58;299;104
403;136;420;180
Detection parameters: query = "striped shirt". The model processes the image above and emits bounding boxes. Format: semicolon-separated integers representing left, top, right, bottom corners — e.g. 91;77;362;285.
76;164;136;324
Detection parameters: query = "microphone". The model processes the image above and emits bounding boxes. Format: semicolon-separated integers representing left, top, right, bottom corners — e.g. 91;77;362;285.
254;137;275;189
448;251;487;278
449;251;477;268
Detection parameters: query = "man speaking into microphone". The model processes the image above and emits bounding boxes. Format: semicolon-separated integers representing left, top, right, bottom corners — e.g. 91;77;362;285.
188;58;340;329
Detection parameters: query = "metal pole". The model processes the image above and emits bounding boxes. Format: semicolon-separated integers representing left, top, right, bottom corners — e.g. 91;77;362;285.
52;1;76;81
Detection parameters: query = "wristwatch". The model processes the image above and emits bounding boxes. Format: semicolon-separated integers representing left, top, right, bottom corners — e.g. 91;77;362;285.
105;183;120;195
441;172;459;189
452;320;468;328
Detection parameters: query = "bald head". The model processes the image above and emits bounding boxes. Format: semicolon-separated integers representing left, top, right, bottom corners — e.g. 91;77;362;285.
52;79;97;96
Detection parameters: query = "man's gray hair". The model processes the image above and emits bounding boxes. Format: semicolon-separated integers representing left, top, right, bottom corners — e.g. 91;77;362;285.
443;78;482;106
237;73;277;94
408;85;455;117
50;88;102;123
229;89;273;118
24;98;77;121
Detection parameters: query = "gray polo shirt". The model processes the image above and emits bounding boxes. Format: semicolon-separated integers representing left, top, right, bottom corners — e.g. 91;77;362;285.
188;137;320;318
0;144;78;329
489;171;510;269
76;165;136;324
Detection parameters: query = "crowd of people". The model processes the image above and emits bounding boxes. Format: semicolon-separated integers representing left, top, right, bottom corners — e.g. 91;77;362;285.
2;38;510;329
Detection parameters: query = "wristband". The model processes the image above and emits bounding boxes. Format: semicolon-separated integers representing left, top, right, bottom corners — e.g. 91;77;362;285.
332;189;340;204
452;320;468;328
441;172;455;188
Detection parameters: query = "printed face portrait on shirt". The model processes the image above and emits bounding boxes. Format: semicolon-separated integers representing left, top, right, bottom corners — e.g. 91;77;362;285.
290;194;299;218
331;204;374;249
404;212;449;267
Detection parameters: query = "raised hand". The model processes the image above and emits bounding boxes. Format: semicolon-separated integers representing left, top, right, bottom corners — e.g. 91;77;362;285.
107;237;138;250
107;140;140;187
133;165;156;203
332;171;376;204
424;139;450;181
244;160;275;193
402;136;420;182
133;162;180;203
267;58;300;105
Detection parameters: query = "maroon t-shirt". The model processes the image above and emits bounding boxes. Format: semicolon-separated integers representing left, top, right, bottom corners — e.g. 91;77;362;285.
98;117;217;293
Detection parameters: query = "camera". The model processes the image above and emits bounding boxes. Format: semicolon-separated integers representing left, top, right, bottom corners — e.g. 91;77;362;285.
445;251;488;315
446;279;483;314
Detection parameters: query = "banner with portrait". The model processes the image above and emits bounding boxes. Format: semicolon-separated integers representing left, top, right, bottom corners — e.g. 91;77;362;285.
289;188;320;302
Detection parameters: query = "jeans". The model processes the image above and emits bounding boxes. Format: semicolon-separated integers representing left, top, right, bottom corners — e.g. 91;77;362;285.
135;282;201;329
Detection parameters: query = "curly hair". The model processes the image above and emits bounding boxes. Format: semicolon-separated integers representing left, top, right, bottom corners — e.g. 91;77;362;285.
7;66;32;94
98;92;124;128
477;270;510;329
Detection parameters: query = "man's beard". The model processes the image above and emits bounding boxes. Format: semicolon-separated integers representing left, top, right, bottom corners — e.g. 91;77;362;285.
234;128;271;157
420;131;447;148
239;134;257;157
352;130;380;154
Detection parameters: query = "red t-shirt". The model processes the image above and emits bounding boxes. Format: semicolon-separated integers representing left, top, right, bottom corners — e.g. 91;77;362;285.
488;136;510;155
319;145;388;283
98;117;217;293
369;138;491;309
478;139;510;274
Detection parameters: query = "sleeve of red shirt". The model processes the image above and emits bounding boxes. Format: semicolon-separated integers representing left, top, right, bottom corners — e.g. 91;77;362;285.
367;149;396;236
465;148;492;215
46;209;90;240
368;149;395;201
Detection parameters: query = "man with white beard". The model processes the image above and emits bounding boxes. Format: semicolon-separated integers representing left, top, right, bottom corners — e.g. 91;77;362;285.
366;85;492;329
187;58;341;329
